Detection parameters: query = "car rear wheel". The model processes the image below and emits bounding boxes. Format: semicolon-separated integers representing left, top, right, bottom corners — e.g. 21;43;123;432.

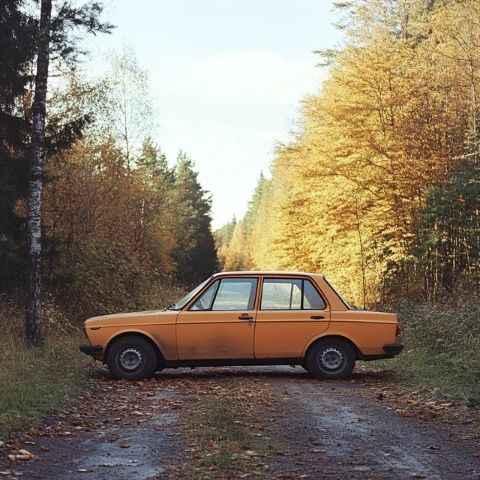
306;339;356;380
107;336;157;380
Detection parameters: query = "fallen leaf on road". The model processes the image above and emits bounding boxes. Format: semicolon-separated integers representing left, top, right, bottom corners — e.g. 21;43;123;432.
8;449;35;461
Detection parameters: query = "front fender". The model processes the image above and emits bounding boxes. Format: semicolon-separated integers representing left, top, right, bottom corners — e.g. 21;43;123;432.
93;328;169;362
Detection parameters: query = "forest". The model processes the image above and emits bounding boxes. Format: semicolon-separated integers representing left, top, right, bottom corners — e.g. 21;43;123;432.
218;0;480;307
216;0;480;402
1;2;218;330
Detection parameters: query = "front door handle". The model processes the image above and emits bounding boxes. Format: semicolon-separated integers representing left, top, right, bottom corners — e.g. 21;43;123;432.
310;315;325;320
239;314;254;321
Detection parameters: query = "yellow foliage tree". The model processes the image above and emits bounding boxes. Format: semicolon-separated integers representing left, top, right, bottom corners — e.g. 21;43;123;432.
220;0;480;306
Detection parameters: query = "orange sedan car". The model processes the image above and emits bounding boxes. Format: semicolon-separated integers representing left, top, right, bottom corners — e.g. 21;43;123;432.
80;271;404;380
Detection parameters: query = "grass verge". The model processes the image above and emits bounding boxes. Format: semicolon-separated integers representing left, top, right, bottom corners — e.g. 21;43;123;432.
0;296;91;440
176;382;280;479
196;397;274;468
362;349;480;407
362;298;480;407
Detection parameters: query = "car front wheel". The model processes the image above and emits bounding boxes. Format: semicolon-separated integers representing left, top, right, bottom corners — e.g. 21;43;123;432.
107;335;157;380
306;339;356;380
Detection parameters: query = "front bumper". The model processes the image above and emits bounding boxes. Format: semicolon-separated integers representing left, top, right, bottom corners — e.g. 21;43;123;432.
383;343;405;355
79;344;103;358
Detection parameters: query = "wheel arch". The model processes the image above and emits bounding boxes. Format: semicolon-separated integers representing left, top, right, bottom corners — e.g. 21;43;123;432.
304;334;362;361
104;331;165;368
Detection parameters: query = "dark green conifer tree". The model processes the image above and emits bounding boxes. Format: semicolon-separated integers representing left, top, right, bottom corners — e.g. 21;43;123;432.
0;0;37;286
173;152;217;285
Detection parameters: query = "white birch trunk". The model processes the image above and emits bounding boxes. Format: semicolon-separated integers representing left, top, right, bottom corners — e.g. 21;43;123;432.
26;0;52;346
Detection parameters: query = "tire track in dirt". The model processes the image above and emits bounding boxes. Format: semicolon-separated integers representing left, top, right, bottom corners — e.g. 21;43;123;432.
1;367;479;479
267;367;480;479
0;373;187;479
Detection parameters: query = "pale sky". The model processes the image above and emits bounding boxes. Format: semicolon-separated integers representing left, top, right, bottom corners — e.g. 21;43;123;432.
84;0;344;228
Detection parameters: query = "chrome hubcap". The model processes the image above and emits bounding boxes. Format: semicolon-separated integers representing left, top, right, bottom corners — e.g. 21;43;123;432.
118;348;143;372
320;347;344;371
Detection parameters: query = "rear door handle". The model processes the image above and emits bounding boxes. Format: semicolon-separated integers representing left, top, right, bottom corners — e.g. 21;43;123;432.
239;314;254;321
310;315;325;320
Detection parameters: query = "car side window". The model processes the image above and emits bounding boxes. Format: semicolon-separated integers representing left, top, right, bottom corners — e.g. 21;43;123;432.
212;278;257;311
303;279;326;310
261;279;302;310
261;278;326;310
190;281;219;311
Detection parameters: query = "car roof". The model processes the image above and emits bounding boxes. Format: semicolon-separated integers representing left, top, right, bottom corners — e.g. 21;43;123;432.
213;271;324;278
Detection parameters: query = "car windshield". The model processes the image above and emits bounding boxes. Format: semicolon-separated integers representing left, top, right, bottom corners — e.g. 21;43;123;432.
169;277;211;310
324;277;352;309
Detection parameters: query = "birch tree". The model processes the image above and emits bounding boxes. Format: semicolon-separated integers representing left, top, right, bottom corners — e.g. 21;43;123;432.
26;0;112;345
26;0;52;345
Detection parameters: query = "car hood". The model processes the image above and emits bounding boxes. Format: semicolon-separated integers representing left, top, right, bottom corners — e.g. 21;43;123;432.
84;309;178;327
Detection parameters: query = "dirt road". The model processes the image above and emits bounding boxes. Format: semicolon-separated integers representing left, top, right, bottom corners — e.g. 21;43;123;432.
1;367;479;479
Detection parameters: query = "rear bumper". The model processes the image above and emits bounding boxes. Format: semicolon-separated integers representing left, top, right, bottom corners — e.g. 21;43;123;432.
359;342;405;361
79;344;103;359
383;343;404;355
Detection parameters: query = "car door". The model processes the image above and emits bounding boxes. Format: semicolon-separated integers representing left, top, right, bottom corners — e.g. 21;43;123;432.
254;276;330;358
176;277;258;360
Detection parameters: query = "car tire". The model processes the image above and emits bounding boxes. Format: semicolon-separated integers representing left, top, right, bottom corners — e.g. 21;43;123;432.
306;338;356;380
107;335;157;380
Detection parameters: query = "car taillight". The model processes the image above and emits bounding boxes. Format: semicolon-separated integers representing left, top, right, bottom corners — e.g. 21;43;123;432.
396;324;401;336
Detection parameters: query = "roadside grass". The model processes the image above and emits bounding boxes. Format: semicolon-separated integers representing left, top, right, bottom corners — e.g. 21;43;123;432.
362;299;480;407
181;389;279;478
199;397;274;464
366;349;480;406
0;285;183;441
0;295;92;440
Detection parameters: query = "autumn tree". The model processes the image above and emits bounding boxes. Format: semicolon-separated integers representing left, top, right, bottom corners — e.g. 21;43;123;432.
96;46;157;167
221;0;480;306
215;217;237;268
216;172;269;271
38;50;218;321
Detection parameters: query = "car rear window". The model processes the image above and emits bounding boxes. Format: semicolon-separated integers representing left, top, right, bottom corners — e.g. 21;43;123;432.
261;278;326;310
